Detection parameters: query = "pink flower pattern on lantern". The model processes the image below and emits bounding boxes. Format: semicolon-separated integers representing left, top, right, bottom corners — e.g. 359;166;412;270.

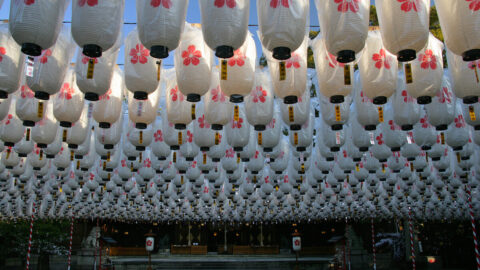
418;49;437;70
21;85;34;99
467;0;480;11
228;49;245;67
187;130;193;143
99;89;112;101
419;116;430;128
81;55;98;65
182;45;201;66
231;117;243;129
39;49;51;64
59;83;74;100
254;150;260;159
78;0;98;7
401;90;414;103
455;115;466;128
360;91;373;103
151;0;171;8
267;118;276;129
251;86;267;103
397;0;419;12
388;120;401;131
376;133;384;145
4;114;12;125
198;115;211;129
285;53;300;69
327;53;344;68
121;160;127;167
468;60;480;70
335;0;360;13
211;86;227;102
225;148;235;158
0;47;6;63
436;87;452;104
270;0;289;8
130;44;149;64
24;0;34;5
154;130;163;142
372;49;391;69
215;0;236;8
144;158;151;168
343;150;348;158
170;86;185;102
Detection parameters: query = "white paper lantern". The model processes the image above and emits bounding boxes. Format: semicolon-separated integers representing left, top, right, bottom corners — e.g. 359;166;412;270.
200;0;249;59
425;75;456;130
72;0;124;58
174;24;213;102
92;68;124;129
434;0;480;61
412;110;437;151
280;89;310;131
204;69;233;130
95;113;123;150
12;131;32;157
393;76;421;130
315;0;369;63
128;84;159;129
446;102;470;151
0;94;12;122
136;0;188;59
15;81;46;127
319;92;351;131
376;0;430;62
66;103;91;149
258;109;281;152
226;104;250;151
244;69;274;130
289;113;314;152
32;101;58;148
124;29;161;100
179;124;200;161
446;49;480;104
127;121;153;151
350;116;373;151
9;0;68;56
462;102;480;130
0;23;25;98
239;130;256;162
53;68;85;128
370;129;392;163
165;69;194;129
257;0;309;60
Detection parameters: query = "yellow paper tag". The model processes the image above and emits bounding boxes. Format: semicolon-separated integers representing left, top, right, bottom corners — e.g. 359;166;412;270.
191;104;196;120
76;160;80;170
279;61;286;81
335;105;341;121
378;107;384;123
37;102;43;118
301;164;305;174
469;106;476;121
173;152;177;163
405;63;413;84
62;129;67;142
181;175;184;185
234;105;239;122
220;60;228;81
237;153;240;164
39;150;43;160
103;161;106;170
156;60;162;81
258;132;262;145
139;131;143;144
87;59;95;79
5;149;10;160
293;132;298;145
457;152;461;163
203;153;207;165
215;132;220;145
288;106;294;123
107;151;110;162
440;132;445;145
178;132;183;145
410;162;414;172
381;164;385;173
70;150;74;161
344;65;351;85
139;152;142;163
474;64;479;83
355;164;359;172
26;128;30;141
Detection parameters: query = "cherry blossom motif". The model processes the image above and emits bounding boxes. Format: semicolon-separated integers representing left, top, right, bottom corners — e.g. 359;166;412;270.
187;130;193;143
203;186;209;193
21;85;34;99
376;133;384;145
191;161;197;168
146;239;153;247
254;151;260;159
58;147;64;155
0;47;6;63
130;44;149;64
121;159;127;167
467;0;480;11
78;0;98;7
182;45;202;66
267;118;276;129
144;158;151;168
285;53;300;69
225;148;235;158
228;49;245;67
388;120;401;131
270;0;289;8
251;86;267;103
24;0;35;5
360;91;373;103
59;83;74;100
327;53;344;68
211;86;227;102
468;60;480;70
407;131;416;143
39;49;51;64
397;0;419;12
231;117;243;129
81;55;98;65
279;151;285;159
401;90;414;103
89;173;95;180
4;114;12;125
154;130;163;142
455;115;466;128
418;49;437;70
419;116;430;128
436;87;452;104
215;0;236;8
99;89;112;101
151;0;171;8
343;150;348;158
335;0;360;13
197;115;211;129
170;86;185;102
372;49;391;69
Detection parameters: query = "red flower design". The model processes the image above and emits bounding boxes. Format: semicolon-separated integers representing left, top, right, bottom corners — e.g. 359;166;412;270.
455;115;466;128
215;0;236;8
187;130;193;143
419;116;430;128
335;0;360;13
59;83;74;100
144;158;151;168
283;175;289;183
388;120;401;131
228;49;245;67
81;55;98;65
146;240;153;246
226;148;235;158
254;150;260;159
285;53;300;69
468;60;480;70
376;133;384;145
436;87;451;104
418;49;437;70
211;86;227;102
21;85;34;99
270;0;289;8
327;53;344;68
99;89;112;101
372;49;391;70
231;118;243;129
401;90;414;103
154;130;163;142
198;115;211;129
130;44;149;64
39;49;51;64
78;0;98;7
467;0;480;11
24;0;34;5
170;86;185;102
181;45;201;66
342;150;348;158
151;0;171;8
267;118;276;129
121;160;127;167
251;86;267;103
0;47;6;63
397;0;419;12
360;91;372;103
5;114;12;125
89;173;95;180
192;161;197;168
59;147;64;155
